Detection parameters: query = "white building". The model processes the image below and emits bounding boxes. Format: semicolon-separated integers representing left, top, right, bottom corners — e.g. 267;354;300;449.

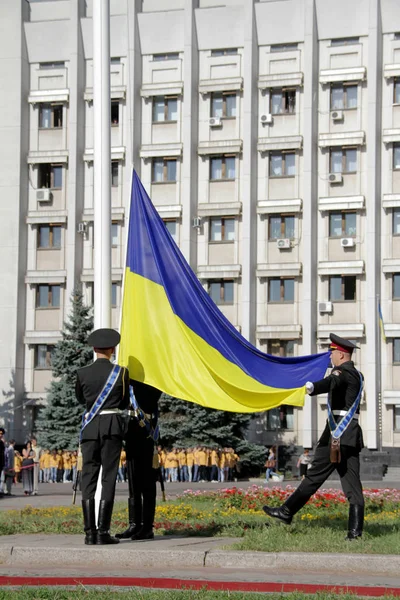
1;0;400;455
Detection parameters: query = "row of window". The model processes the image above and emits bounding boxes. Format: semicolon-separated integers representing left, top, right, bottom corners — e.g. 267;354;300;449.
35;283;119;308
35;77;400;132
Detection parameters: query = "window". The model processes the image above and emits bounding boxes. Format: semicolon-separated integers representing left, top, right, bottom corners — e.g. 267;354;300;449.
271;89;296;115
111;283;118;308
153;53;179;61
329;276;356;301
110;57;121;64
211;93;236;118
268;215;295;240
329;212;356;237
330;84;358;110
39;61;65;69
38;225;61;249
36;285;61;308
210;156;235;180
395;33;400;40
394;406;400;431
38;164;62;189
330;148;357;173
111;161;119;187
331;37;359;46
208;280;234;305
34;345;54;369
394;144;400;170
152;159;177;183
394;79;400;104
394;209;400;235
111;101;119;125
394;274;400;299
163;219;177;242
269;152;296;177
111;223;118;246
394;339;400;364
152;96;178;122
210;217;235;242
268;278;294;303
265;406;294;430
270;43;298;53
211;48;237;56
267;340;295;357
39;104;63;129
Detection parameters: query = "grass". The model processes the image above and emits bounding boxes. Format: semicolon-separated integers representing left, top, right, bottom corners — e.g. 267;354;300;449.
0;592;397;600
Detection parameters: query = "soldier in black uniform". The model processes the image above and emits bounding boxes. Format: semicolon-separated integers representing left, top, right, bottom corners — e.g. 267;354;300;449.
75;328;130;545
116;381;162;541
263;333;365;540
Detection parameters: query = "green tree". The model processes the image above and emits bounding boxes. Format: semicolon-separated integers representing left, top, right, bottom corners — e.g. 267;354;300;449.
159;394;266;473
35;289;93;449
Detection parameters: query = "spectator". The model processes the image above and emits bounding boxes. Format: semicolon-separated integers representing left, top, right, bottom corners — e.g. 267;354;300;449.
265;447;276;482
49;450;58;483
297;448;312;479
31;436;42;496
21;441;35;496
4;439;15;495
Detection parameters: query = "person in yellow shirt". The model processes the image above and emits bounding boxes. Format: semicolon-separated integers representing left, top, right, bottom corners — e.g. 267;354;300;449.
165;448;179;482
14;451;22;483
39;450;46;483
219;448;227;483
210;448;219;482
56;450;63;483
197;446;208;482
63;452;72;483
71;451;78;484
117;448;126;482
158;446;166;481
186;448;194;482
42;450;51;483
178;448;188;482
49;450;58;483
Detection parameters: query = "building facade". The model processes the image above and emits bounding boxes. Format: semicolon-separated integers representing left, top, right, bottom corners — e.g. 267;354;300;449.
1;0;400;451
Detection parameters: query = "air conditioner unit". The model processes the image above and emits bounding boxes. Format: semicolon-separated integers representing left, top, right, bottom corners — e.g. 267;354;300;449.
192;216;202;229
77;222;88;234
209;117;221;127
260;113;273;124
331;110;344;121
318;301;333;314
277;238;291;249
328;173;343;184
341;237;355;248
36;189;51;202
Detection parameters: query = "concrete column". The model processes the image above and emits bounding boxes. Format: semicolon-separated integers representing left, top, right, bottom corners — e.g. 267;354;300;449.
181;0;199;268
302;0;319;448
0;0;30;442
365;0;382;449
241;0;258;343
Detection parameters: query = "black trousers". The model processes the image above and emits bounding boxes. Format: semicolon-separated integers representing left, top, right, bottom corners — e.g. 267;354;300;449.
126;421;156;529
285;444;364;514
81;434;122;502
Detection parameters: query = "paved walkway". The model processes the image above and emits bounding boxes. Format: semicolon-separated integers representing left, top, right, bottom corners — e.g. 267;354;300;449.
0;534;399;594
1;478;398;510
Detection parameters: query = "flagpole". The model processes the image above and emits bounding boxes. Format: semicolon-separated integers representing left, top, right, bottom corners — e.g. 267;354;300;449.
93;0;112;521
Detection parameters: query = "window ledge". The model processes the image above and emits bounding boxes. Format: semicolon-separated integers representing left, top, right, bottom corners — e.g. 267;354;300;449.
383;129;400;144
140;143;183;159
257;263;301;277
27;151;69;165
318;131;365;147
318;195;364;211
199;77;243;94
25;270;67;284
384;64;400;79
258;135;302;152
198;202;242;217
318;260;364;275
319;67;366;84
84;147;126;162
141;82;183;97
383;194;400;209
317;323;364;339
383;391;400;405
28;89;69;104
26;210;68;224
257;199;302;214
198;140;242;155
383;324;400;338
258;72;303;89
197;265;241;280
256;324;302;340
24;331;62;345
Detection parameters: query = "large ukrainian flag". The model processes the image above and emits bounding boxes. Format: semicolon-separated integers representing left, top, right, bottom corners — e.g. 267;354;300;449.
119;172;330;413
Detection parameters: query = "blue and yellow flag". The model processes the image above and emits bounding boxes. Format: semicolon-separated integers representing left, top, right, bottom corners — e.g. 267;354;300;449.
378;303;386;343
119;172;330;413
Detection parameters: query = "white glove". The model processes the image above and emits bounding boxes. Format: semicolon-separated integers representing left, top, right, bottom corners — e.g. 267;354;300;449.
305;381;314;394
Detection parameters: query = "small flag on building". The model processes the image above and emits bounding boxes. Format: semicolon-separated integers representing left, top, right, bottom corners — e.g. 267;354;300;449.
378;303;386;343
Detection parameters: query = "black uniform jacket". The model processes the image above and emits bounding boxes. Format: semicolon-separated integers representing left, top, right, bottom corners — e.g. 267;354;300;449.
75;359;130;441
126;381;162;446
310;360;364;449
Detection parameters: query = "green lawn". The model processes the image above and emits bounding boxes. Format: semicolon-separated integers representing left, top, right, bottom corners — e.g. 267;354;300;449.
0;591;397;600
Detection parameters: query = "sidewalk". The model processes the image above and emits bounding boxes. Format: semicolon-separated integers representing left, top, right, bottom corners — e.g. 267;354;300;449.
0;534;400;594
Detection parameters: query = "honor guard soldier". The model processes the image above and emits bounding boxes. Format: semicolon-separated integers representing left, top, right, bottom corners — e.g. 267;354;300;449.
263;333;365;540
75;328;130;545
116;381;162;541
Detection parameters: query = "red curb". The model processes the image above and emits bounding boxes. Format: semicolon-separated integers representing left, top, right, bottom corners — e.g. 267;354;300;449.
0;576;398;595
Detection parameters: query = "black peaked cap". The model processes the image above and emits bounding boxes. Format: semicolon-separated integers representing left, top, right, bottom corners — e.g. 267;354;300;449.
329;333;359;352
87;328;120;349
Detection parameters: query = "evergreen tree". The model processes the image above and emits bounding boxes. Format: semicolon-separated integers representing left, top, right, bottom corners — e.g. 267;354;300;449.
159;394;266;473
35;289;93;449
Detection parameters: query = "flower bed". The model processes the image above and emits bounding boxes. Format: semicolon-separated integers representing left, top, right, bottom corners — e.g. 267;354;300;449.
0;486;399;538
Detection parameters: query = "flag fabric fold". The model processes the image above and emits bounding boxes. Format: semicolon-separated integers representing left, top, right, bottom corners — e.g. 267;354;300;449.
118;172;331;413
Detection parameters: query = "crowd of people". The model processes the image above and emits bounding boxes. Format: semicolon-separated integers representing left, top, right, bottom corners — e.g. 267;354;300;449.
158;446;240;483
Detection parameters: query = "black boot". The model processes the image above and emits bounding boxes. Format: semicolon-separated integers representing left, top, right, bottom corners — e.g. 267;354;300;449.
96;500;120;545
132;494;155;540
82;499;97;545
116;497;142;539
263;504;293;525
346;504;364;540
